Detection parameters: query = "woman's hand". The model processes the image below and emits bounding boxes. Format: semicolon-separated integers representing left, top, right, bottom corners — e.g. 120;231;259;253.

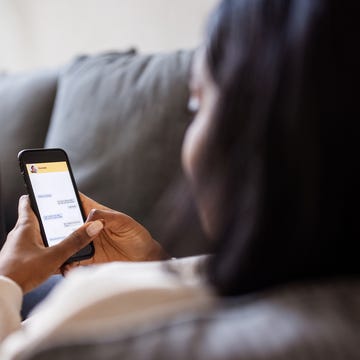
0;195;103;293
69;193;170;267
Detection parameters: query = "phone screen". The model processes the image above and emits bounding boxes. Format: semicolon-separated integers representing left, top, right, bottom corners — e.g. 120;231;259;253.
26;161;84;246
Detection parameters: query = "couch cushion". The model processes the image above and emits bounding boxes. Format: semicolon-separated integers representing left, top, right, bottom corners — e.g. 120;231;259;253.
0;70;58;237
0;170;5;246
45;50;206;256
23;280;360;360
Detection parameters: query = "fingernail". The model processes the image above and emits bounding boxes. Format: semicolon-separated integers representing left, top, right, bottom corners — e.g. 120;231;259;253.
86;220;104;237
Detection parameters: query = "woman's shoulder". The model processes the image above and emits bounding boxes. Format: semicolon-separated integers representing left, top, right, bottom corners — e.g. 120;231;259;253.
27;256;213;342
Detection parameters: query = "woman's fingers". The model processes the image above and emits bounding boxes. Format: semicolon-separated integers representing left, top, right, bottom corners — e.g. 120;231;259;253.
60;263;77;276
86;208;132;227
79;192;110;214
16;195;37;226
86;208;112;221
48;220;103;265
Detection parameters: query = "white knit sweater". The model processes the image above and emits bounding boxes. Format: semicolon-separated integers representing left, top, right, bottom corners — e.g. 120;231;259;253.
0;256;213;360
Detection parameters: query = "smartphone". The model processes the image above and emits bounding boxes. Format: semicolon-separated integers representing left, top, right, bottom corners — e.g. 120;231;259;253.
18;148;94;263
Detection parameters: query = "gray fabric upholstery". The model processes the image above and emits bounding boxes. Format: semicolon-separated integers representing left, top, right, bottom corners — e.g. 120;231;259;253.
0;70;58;235
23;280;360;360
0;172;5;246
44;50;204;256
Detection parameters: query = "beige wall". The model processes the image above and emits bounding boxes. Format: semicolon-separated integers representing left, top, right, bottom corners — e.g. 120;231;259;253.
0;0;217;72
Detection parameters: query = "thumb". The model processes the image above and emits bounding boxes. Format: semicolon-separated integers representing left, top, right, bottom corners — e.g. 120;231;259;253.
16;195;36;224
49;220;103;264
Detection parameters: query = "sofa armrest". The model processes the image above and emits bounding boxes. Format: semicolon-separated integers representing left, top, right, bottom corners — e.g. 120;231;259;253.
0;69;58;242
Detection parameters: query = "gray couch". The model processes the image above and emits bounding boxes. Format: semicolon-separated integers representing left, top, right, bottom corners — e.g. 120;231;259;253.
0;49;207;257
1;50;359;359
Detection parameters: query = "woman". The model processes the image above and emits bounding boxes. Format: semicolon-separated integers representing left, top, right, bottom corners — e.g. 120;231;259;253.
0;0;359;357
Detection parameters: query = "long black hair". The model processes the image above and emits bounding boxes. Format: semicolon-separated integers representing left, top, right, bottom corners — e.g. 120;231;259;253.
198;0;360;295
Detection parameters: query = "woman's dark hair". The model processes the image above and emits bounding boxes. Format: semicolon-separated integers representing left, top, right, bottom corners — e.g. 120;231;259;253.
198;0;359;295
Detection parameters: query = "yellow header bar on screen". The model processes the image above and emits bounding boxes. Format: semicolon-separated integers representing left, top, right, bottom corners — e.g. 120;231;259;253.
27;161;68;174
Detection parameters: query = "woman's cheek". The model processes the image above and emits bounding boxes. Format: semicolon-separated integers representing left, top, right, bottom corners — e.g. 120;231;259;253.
181;114;216;238
181;114;206;183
